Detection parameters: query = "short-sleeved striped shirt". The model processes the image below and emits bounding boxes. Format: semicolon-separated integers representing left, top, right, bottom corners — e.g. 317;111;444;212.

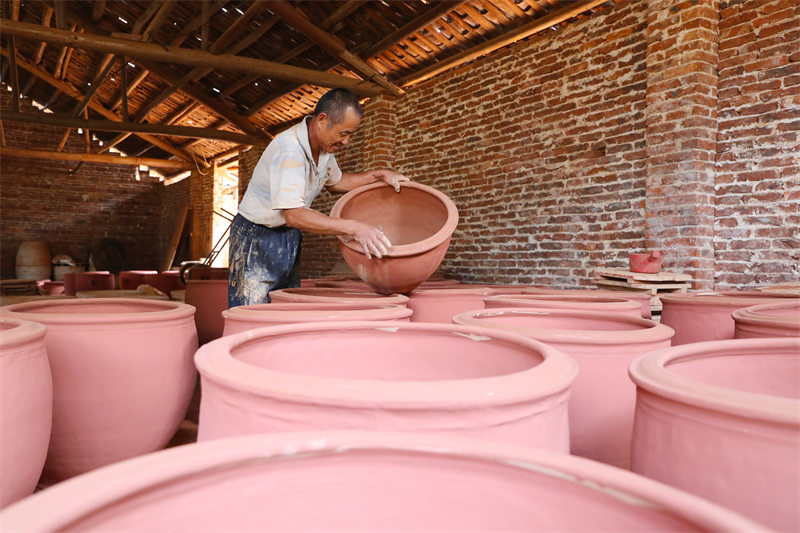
237;116;342;228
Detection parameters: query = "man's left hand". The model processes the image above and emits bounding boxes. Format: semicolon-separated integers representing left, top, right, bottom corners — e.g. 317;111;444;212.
373;169;411;192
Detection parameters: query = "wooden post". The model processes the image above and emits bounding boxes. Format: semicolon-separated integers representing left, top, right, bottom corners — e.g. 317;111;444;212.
120;55;129;122
8;37;20;113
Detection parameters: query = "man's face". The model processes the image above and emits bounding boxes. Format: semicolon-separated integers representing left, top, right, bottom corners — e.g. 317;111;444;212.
318;107;361;153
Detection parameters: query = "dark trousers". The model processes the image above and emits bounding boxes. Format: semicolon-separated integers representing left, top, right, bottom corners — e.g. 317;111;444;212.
228;214;302;307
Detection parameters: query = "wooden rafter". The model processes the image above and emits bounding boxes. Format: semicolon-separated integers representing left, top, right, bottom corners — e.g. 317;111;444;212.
141;1;176;43
91;1;106;22
131;1;164;36
119;56;129;122
8;37;20;113
33;6;53;63
0;146;193;170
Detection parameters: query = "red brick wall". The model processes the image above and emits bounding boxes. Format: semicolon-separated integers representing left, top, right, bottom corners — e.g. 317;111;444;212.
714;0;800;288
0;91;162;278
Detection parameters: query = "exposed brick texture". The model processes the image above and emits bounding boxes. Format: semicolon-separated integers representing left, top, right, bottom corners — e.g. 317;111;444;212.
0;91;163;278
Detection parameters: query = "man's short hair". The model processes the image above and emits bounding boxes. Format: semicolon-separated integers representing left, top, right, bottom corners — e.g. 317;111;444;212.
314;88;363;125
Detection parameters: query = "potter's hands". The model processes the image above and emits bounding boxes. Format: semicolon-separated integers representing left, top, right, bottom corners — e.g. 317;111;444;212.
345;220;392;260
372;169;410;193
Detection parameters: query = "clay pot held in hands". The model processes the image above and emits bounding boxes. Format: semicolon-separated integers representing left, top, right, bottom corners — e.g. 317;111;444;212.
268;287;409;306
407;287;497;323
733;301;800;338
330;182;459;294
485;294;642;318
196;321;578;451
0;318;52;508
629;337;800;531
452;308;674;469
0;431;766;532
0;298;198;484
222;303;413;336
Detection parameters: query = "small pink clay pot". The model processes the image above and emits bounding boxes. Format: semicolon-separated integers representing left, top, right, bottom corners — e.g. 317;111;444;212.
268;287;409;306
452;308;674;469
0;298;198;484
196;321;578;451
733;301;800;338
485;294;642;318
37;280;64;296
660;291;799;345
118;270;157;290
629;251;663;274
629;337;800;531
0;318;52;508
407;287;498;323
62;271;114;296
141;271;184;297
0;431;766;532
525;288;653;319
222;302;413;336
185;280;228;345
330;182;459;294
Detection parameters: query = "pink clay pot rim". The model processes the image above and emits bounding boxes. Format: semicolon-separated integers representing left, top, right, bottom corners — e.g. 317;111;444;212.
628;338;800;424
485;294;641;309
186;279;228;284
660;292;800;307
0;431;767;533
452;308;675;345
0;317;47;352
0;297;196;324
330;182;459;257
410;287;498;297
195;320;578;408
222;303;413;323
270;288;409;305
731;301;800;329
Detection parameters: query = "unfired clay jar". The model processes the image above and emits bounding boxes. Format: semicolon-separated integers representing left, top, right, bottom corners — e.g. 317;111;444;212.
63;271;115;296
196;321;578;451
484;284;549;294
330;182;459;294
269;287;409;306
629;251;662;274
141;271;184;297
452;308;674;469
0;318;52;508
313;278;373;290
660;291;800;345
76;290;169;300
733;301;800;338
37;280;64;296
222;303;413;336
15;240;51;281
0;298;198;483
0;295;74;307
0;431;766;532
485;294;642;318
185;279;229;344
629;337;800;531
118;270;157;290
525;288;653;319
407;287;498;323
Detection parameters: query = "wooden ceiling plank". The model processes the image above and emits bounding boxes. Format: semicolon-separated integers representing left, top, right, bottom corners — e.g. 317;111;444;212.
141;1;176;42
9;37;21;113
53;0;66;29
92;0;106;22
51;23;76;79
119;55;129;121
401;0;609;87
33;5;53;63
0;146;193;170
0;120;6;147
11;0;20;20
58;26;79;79
480;0;515;25
363;1;464;57
131;1;164;36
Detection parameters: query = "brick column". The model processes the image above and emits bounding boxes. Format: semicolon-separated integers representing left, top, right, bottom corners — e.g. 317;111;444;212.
237;141;269;202
645;0;720;289
189;166;214;260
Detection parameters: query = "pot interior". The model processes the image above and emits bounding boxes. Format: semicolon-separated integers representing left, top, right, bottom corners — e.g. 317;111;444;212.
7;301;171;315
467;312;648;332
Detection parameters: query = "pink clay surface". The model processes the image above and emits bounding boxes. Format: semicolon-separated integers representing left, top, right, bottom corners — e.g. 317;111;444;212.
407;287;497;323
485;294;642;317
452;308;674;469
524;288;653;318
0;431;766;532
630;338;800;531
733;301;800;339
196;321;577;451
269;287;409;306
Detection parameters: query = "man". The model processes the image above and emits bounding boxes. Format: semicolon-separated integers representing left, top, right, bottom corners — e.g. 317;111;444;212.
229;88;408;307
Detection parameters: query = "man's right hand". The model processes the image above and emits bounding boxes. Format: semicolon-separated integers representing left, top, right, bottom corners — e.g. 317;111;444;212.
347;221;392;259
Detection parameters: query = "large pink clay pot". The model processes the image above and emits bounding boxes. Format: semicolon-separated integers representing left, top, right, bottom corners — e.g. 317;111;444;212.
484;283;549;294
268;287;409;306
526;288;654;319
141;271;184;297
0;318;52;508
660;291;799;345
62;271;114;296
185;280;228;345
407;287;497;323
222;302;413;336
452;308;674;469
196;321;578;451
485;294;642;318
0;298;198;483
629;338;800;531
733;301;800;338
75;290;169;300
0;431;766;532
330;182;459;294
118;270;157;290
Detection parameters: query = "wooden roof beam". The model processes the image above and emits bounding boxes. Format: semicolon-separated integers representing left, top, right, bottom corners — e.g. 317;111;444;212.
0;146;193;170
91;1;106;22
33;5;52;63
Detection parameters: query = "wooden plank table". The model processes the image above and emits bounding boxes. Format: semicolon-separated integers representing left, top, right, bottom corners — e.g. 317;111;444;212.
594;268;692;313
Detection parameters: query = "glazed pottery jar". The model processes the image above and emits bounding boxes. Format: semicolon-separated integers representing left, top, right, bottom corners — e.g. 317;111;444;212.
660;291;799;345
485;294;642;318
0;298;198;483
0;318;52;508
63;271;115;296
269;287;409;306
185;280;228;344
0;431;767;532
452;308;674;469
629;337;800;531
330;182;459;294
118;270;158;290
733;301;800;338
407;287;497;323
196;321;578;451
222;303;413;336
